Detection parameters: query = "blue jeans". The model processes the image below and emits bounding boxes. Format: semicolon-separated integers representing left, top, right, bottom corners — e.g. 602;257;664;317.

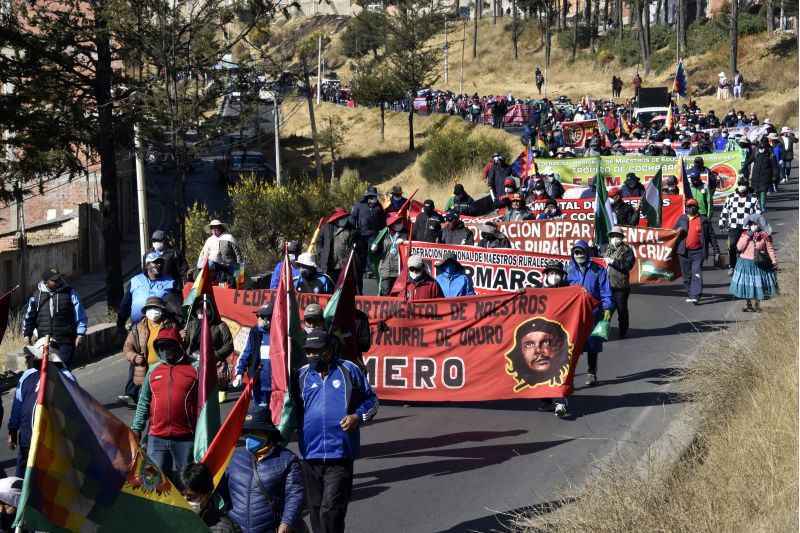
146;435;194;485
679;248;705;299
15;446;30;478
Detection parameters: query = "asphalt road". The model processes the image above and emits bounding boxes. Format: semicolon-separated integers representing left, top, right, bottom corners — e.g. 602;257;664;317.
1;176;795;533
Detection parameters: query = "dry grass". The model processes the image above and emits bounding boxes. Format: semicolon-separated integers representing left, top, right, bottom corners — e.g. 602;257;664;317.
0;312;27;372
519;232;799;532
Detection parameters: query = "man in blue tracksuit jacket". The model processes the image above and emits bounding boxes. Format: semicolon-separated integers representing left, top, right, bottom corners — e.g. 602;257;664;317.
269;240;302;289
291;329;378;533
435;252;476;298
233;303;273;406
117;252;179;327
566;240;614;387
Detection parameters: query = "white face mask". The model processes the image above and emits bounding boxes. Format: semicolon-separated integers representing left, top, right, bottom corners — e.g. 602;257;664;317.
188;501;203;514
610;237;623;247
574;254;588;264
195;312;204;320
546;273;562;286
749;224;759;233
152;241;165;251
409;270;422;280
737;186;747;193
145;309;162;322
504;187;513;194
257;318;268;329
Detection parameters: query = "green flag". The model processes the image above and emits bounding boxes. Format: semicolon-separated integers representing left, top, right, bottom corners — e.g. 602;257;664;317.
641;166;663;227
593;158;614;246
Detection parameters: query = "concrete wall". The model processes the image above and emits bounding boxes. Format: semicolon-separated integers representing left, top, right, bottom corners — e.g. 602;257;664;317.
0;238;80;308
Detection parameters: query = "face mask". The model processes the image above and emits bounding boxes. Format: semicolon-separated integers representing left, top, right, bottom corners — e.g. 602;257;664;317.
188;501;204;514
687;206;699;216
610;237;623;246
759;148;766;153
481;233;495;241
152;241;165;251
737;186;747;193
749;224;759;233
504;188;513;194
245;436;268;453
300;267;313;278
367;198;378;206
391;223;404;232
423;206;433;214
392;193;402;200
546;273;562;286
546;207;556;214
158;345;182;364
409;270;422;280
336;218;348;228
573;253;588;264
145;309;162;322
195;311;204;320
147;264;162;277
308;353;329;373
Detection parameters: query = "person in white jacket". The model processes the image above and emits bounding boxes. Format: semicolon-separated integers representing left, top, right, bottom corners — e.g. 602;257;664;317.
197;219;242;285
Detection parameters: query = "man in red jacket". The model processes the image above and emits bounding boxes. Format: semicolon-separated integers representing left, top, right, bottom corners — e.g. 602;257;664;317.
131;327;199;484
404;255;443;300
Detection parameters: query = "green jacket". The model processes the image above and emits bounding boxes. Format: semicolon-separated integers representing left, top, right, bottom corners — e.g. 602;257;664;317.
690;185;713;217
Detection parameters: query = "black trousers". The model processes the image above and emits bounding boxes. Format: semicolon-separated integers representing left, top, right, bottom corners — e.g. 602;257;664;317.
587;352;599;375
611;288;630;338
727;228;743;270
301;459;354;533
124;363;141;401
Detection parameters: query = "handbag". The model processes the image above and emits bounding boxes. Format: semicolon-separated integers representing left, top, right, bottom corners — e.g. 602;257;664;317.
590;319;610;341
753;239;774;270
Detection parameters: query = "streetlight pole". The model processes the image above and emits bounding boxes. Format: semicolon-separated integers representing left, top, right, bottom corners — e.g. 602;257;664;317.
274;96;282;185
316;34;323;105
133;124;149;258
459;17;466;94
444;17;449;84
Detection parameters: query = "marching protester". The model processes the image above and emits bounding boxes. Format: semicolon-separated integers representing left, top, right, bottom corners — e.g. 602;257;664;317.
270;240;302;289
542;174;565;199
183;300;235;395
226;406;305;533
351;186;386;278
719;179;762;275
441;211;475;246
131;327;199;485
535;66;544;94
0;477;22;531
750;137;778;211
478;222;511;249
609;189;638;226
179;463;240;532
294;253;335;295
503;194;534;221
117;252;179;331
315;208;356;284
423;218;444;243
233;304;273;406
566;241;613;386
413;199;443;242
604;227;636;339
484;153;512;202
779;127;795;183
119;296;178;406
730;214;778;312
144;229;189;285
540;260;570;417
688;165;721;264
197;220;243;286
9;339;76;477
371;213;407;296
384;185;407;214
536;198;563;220
291;329;378;533
674;199;706;304
303;303;325;334
619;173;645;198
435;252;476;297
444;184;475;215
22;267;87;368
405;255;443;300
579;175;598;199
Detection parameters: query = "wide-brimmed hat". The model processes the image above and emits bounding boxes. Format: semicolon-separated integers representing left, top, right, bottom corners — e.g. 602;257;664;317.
207;219;226;230
327;208;349;224
141;296;168;313
304;303;323;319
144;252;165;264
742;213;772;235
153;327;183;349
41;268;62;282
408;255;424;269
151;230;167;242
686;199;699;207
768;132;779;140
608;226;625;238
241;405;282;441
295;253;317;269
0;477;23;509
391;185;403;195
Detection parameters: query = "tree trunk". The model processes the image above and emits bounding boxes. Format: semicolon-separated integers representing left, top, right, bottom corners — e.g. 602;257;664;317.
302;64;324;181
512;0;519;59
493;0;497;24
766;0;773;33
591;0;600;50
643;0;652;72
562;0;568;31
572;0;580;61
603;0;610;32
584;0;591;25
408;105;415;151
655;0;662;25
616;0;623;42
635;0;648;71
545;4;553;69
473;1;478;58
695;0;703;21
379;101;385;141
93;0;122;312
678;0;687;56
730;0;738;75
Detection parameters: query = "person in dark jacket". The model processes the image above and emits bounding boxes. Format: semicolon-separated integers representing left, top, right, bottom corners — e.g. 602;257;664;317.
537;198;563;220
539;260;570;416
371;212;407;295
604;227;636;338
233;304;273;406
270;240;302;290
315;209;356;283
503;194;534;222
131;327;199;484
750;138;778;211
445;184;475;215
405;255;443;300
183;300;234;362
441;211;475;246
435;252;475;297
566;241;613;386
227;406;304;533
484;154;512;201
180;463;241;533
609;189;639;226
350;186;386;278
384;185;407;214
22;268;88;368
412;200;442;242
478;222;511;249
118;253;179;329
579;175;598;199
294;253;335;294
290;330;378;533
673;199;707;304
143;230;189;285
543;174;565;199
779;127;795;183
9;339;74;477
619;173;646;198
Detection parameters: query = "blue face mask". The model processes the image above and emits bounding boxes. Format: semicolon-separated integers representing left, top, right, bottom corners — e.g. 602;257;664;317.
245;436;268;453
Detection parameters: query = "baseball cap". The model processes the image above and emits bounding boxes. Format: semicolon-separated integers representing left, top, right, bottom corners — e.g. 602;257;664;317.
144;252;164;264
303;329;331;351
304;303;323;319
408;255;424;269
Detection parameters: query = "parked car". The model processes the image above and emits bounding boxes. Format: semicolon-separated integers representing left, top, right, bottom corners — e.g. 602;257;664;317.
217;150;270;184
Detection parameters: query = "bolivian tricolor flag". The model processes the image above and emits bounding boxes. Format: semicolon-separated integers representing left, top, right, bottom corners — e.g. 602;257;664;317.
14;351;208;532
193;296;220;462
201;379;253;488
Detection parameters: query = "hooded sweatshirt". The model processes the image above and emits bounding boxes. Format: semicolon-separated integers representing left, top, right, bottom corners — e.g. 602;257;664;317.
566;241;614;312
23;281;87;343
435;261;476;297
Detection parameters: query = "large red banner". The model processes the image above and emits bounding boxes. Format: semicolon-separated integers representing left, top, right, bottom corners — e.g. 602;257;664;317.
560;120;599;147
213;286;598;401
526;194;685;228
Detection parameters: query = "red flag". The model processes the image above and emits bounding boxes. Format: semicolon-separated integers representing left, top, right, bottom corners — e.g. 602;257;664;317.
193;296;221;461
201;379;253;488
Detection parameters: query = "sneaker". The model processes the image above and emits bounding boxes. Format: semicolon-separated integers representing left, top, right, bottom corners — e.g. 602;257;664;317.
585;373;598;387
117;394;131;403
554;402;568;417
742;305;753;312
685;298;697;303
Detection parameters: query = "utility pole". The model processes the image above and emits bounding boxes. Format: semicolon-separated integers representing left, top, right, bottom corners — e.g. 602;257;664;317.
133;124;149;259
444;17;449;84
274;96;282;186
460;17;466;94
316;34;323;105
14;180;27;298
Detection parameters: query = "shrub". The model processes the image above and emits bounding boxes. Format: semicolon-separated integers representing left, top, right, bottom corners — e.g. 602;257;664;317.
419;123;511;185
184;202;212;271
556;25;592;51
224;172;365;273
738;12;767;35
